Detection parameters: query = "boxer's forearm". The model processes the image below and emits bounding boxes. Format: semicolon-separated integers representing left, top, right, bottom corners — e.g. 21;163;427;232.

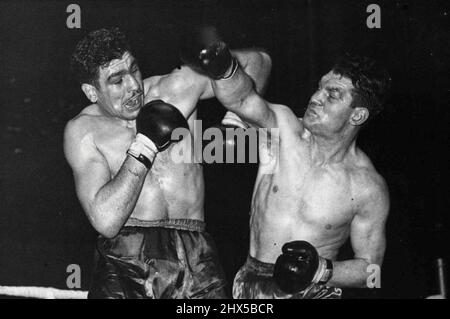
90;156;148;238
212;66;256;112
327;259;375;288
232;50;272;94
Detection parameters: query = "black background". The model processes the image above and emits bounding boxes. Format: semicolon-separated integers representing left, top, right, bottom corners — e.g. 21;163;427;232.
0;0;448;298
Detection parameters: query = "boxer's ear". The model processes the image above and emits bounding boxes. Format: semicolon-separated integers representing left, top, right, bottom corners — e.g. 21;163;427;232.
81;83;98;103
349;107;369;126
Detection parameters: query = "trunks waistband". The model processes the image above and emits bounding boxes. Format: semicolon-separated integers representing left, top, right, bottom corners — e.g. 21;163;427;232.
124;217;205;232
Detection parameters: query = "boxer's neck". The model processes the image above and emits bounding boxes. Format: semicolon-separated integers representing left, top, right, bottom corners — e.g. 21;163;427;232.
308;131;357;166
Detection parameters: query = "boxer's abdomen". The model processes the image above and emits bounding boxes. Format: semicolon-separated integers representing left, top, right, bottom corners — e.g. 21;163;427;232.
101;127;204;221
132;146;204;221
249;162;354;263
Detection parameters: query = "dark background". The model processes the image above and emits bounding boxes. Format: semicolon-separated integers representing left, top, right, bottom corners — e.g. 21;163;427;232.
0;0;448;298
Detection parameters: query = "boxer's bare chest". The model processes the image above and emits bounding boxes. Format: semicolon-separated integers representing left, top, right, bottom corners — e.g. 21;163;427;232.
93;121;202;198
253;138;357;241
93;123;133;176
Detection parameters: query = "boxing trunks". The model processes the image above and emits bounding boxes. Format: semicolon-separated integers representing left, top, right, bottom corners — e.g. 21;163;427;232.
233;255;342;299
88;218;227;299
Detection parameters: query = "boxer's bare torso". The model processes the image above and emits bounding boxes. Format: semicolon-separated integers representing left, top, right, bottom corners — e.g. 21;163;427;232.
66;74;204;222
250;105;387;263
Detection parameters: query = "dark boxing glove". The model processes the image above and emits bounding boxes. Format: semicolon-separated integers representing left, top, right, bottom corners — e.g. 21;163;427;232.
128;100;189;169
136;100;189;151
179;25;238;79
273;241;333;294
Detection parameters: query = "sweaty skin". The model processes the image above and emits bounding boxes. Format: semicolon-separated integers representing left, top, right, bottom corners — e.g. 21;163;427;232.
64;50;271;238
212;70;389;288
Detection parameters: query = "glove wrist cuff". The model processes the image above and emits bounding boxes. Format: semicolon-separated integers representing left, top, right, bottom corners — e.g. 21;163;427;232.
312;257;333;285
127;136;157;170
220;58;239;80
127;150;152;170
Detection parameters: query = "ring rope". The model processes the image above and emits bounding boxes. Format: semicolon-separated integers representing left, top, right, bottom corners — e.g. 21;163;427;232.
0;285;88;299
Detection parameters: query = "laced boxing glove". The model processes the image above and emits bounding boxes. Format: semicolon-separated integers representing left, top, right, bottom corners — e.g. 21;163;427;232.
273;240;334;294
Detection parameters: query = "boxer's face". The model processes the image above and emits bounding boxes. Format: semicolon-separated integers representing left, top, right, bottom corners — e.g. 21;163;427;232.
94;51;144;120
303;71;355;136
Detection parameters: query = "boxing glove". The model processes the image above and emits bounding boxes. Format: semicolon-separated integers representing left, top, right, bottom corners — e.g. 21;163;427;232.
273;241;333;294
136;100;189;151
179;25;237;79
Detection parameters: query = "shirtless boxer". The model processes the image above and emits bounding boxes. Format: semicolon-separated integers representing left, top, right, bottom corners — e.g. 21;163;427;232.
64;28;271;299
184;36;391;298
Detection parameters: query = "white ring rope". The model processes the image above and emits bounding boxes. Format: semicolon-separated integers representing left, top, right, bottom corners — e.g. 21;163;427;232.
0;286;88;299
1;285;446;299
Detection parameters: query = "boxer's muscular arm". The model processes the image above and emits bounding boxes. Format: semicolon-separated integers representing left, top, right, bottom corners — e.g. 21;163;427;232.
212;65;277;129
232;49;272;95
147;49;271;119
327;177;389;288
64;120;147;238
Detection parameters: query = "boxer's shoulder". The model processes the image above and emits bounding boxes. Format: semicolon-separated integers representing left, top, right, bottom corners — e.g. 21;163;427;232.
66;104;105;134
63;113;97;167
64;104;118;150
144;66;208;102
268;104;306;137
349;150;389;208
65;107;92;139
269;104;300;126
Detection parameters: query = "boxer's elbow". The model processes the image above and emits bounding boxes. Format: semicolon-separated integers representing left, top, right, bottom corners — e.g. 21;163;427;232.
98;219;120;238
258;50;272;74
98;226;120;239
88;205;121;238
247;50;272;79
93;218;121;239
238;49;272;71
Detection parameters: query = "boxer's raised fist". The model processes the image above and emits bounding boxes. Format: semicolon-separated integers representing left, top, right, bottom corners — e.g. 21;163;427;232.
273;240;333;294
180;25;236;79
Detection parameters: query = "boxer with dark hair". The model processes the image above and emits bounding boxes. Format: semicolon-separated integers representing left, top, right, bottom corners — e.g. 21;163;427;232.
184;34;391;298
64;27;271;298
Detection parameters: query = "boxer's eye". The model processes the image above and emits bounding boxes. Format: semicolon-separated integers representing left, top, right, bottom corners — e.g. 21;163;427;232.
328;88;341;100
111;77;123;85
328;96;338;103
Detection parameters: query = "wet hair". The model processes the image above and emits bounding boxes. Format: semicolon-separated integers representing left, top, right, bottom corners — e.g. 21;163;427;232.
70;28;131;86
332;54;391;119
